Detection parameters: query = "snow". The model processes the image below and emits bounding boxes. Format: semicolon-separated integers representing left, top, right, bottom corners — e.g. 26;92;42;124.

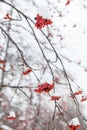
7;110;16;118
69;117;80;126
1;125;13;130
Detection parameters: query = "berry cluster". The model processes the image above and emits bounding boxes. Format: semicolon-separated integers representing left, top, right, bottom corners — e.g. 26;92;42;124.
35;14;53;29
34;82;54;93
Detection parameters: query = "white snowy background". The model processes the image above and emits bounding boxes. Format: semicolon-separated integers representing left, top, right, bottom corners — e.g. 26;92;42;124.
0;0;87;130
